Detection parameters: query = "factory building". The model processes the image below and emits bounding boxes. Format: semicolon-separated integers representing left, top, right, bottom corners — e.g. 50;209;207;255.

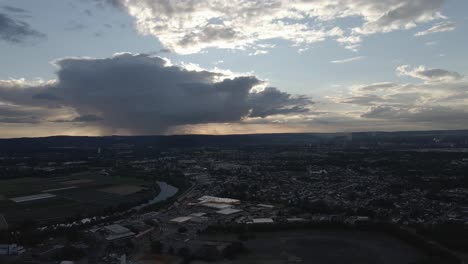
99;224;135;241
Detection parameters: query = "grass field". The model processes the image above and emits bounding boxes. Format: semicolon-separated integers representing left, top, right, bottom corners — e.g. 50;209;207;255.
198;230;427;264
0;171;153;225
0;172;148;197
98;185;146;195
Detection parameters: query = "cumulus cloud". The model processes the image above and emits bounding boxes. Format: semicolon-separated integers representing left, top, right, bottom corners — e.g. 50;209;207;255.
329;64;468;129
0;53;311;134
415;21;456;36
397;65;463;82
249;88;312;118
361;105;468;123
100;0;447;54
352;0;445;35
0;12;45;43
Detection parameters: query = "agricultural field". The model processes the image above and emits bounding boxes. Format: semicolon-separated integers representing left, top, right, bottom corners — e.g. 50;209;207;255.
0;171;154;226
197;230;428;264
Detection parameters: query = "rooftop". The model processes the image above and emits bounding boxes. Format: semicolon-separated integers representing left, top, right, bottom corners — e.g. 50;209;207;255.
198;195;240;204
252;218;274;224
217;208;243;215
170;216;193;223
200;202;233;210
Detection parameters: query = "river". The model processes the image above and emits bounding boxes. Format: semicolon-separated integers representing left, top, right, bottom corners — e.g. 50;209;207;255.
132;181;179;210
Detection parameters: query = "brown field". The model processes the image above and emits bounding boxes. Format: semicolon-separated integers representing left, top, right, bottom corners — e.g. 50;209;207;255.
97;185;145;195
60;179;95;185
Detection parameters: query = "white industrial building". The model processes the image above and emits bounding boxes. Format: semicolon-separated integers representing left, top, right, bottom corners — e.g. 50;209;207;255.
257;204;274;209
170;216;193;224
200;202;233;210
198;196;240;205
216;208;243;215
251;218;274;224
101;224;135;241
190;212;207;217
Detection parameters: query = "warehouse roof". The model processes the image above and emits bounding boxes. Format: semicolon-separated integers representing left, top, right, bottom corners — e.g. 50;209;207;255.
217;208;243;215
170;216;193;223
198;196;240;204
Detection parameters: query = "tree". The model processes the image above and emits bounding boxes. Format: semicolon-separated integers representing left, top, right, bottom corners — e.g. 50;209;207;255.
151;241;164;254
223;241;246;259
178;246;191;258
168;246;174;255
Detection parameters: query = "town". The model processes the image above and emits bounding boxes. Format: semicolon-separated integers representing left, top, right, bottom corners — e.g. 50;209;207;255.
0;132;467;263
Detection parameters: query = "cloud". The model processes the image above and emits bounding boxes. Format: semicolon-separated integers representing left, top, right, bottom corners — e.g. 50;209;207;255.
64;22;86;31
353;0;445;35
0;12;45;43
354;82;399;91
93;0;124;9
340;94;384;105
361;105;468;123
249;88;312;118
331;56;365;64
99;0;447;54
0;104;40;124
2;6;27;13
415;21;456;36
0;53;311;134
249;50;269;56
397;65;463;82
52;114;103;123
328;64;468;129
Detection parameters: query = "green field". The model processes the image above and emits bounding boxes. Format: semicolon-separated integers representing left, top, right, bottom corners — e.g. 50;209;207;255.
0;171;154;225
0;172;147;197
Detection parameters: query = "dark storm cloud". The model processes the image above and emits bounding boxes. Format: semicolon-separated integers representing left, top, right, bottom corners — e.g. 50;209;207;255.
52;114;103;123
0;53;310;133
0;13;45;43
249;88;312;118
0;105;40;124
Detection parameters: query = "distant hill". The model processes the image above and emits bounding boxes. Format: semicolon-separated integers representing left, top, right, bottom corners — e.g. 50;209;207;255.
0;130;467;151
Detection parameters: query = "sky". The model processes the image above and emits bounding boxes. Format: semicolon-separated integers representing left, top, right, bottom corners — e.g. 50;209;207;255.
0;0;467;137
